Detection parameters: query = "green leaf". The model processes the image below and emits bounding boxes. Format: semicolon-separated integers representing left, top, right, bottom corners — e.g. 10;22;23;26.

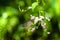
32;2;38;11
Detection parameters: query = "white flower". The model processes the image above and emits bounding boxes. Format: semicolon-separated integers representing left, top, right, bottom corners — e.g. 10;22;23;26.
38;16;44;21
30;15;35;20
31;27;35;32
46;17;50;21
47;32;50;34
28;6;32;9
34;17;39;24
38;18;42;21
41;21;46;27
40;16;44;19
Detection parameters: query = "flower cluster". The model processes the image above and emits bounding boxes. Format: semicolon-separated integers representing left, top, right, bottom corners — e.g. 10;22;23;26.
30;15;50;24
30;15;51;34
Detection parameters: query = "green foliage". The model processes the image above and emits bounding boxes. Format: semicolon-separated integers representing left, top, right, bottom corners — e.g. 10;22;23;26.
32;2;38;11
0;0;60;40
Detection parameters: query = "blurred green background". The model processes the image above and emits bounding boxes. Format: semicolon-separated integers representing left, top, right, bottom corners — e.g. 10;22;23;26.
0;0;60;40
